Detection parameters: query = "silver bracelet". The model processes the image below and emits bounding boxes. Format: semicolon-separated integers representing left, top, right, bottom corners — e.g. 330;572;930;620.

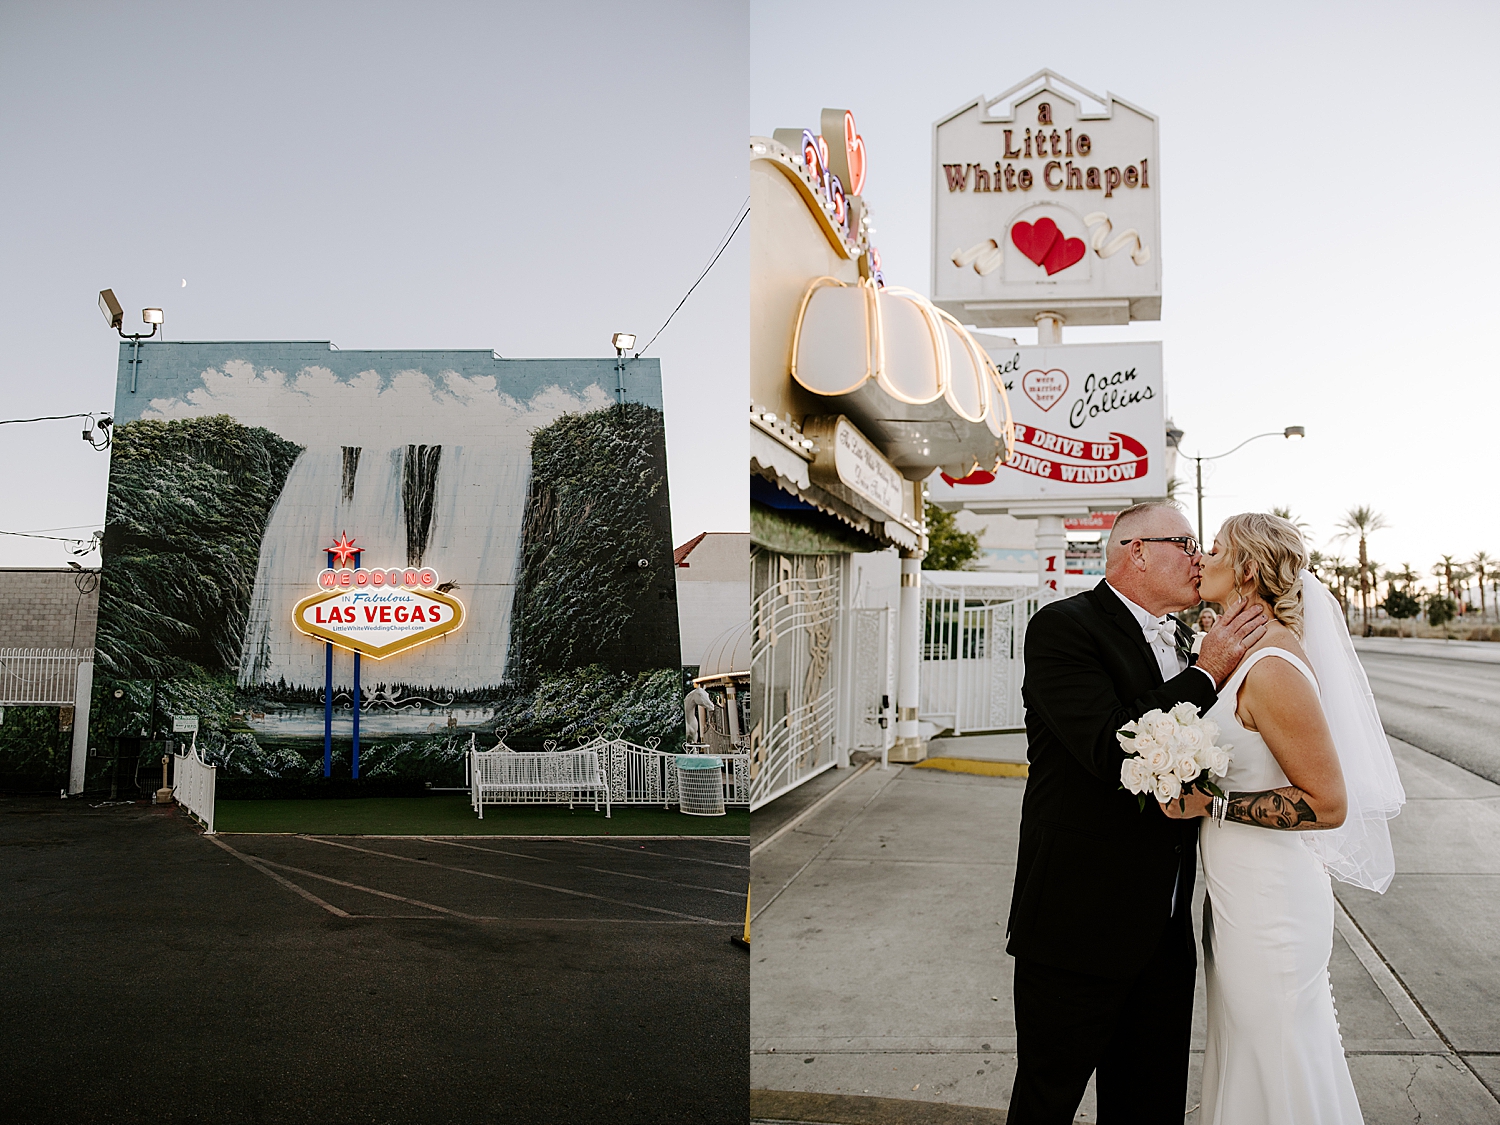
1211;795;1228;826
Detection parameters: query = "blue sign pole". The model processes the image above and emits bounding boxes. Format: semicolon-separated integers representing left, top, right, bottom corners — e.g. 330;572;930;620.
351;549;361;780
323;548;334;777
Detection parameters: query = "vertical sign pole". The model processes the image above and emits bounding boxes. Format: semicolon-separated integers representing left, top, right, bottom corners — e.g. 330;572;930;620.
351;549;361;780
324;549;334;778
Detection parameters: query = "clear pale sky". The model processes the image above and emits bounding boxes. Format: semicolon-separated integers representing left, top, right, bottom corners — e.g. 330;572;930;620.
0;1;747;568
751;0;1499;583
6;4;1497;584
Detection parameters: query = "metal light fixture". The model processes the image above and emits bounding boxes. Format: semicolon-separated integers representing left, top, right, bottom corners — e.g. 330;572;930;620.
1184;425;1308;543
100;289;163;393
98;289;124;330
611;332;636;356
98;289;161;341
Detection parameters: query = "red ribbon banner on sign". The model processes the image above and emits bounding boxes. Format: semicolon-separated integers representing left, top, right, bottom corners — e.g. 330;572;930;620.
943;429;1149;486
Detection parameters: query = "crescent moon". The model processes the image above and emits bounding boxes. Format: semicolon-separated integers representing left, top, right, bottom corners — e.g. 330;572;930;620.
181;279;187;287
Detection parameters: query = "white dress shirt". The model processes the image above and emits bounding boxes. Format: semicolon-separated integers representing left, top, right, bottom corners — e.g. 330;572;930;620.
1105;582;1215;688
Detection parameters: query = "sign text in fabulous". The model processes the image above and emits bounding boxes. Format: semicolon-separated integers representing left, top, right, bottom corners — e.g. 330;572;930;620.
941;102;1149;199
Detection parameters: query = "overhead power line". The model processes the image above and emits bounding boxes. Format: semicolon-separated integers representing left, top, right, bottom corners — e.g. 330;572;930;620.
637;197;749;358
0;529;99;543
0;412;99;426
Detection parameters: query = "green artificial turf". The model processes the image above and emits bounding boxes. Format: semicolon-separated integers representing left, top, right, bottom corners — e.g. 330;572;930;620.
214;794;749;836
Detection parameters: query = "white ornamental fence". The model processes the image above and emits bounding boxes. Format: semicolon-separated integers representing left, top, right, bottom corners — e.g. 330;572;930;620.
466;733;749;809
749;552;842;809
919;583;1034;734
171;743;216;834
0;647;94;705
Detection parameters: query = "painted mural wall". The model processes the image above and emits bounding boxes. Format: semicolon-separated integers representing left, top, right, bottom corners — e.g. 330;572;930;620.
90;342;681;790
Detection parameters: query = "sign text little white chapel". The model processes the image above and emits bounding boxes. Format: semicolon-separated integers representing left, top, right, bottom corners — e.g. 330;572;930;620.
932;70;1160;329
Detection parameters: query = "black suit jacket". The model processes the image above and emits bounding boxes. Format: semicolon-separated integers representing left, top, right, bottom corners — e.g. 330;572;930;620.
1006;581;1219;980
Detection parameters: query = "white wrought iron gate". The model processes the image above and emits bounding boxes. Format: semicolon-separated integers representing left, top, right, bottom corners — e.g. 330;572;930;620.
848;606;893;754
749;551;841;809
919;583;1033;734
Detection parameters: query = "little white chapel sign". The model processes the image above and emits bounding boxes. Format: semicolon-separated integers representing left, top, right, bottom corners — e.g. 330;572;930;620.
932;70;1161;329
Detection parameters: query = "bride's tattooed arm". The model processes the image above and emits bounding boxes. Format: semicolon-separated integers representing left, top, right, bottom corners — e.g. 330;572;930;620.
1225;787;1330;830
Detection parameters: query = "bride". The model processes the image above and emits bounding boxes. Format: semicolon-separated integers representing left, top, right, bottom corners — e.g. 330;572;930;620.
1162;512;1406;1124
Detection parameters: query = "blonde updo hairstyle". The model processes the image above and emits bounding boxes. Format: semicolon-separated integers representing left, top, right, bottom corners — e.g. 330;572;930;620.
1217;512;1310;637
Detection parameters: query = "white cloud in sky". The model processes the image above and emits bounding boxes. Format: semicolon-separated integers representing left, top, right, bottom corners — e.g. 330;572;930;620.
140;359;615;447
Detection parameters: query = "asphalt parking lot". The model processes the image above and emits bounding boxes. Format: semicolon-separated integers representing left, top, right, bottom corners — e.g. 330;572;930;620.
0;798;748;1125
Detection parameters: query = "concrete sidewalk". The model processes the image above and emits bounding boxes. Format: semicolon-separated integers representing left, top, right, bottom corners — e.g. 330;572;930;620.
750;738;1500;1123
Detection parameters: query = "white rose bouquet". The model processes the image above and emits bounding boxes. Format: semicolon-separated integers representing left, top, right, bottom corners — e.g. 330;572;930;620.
1118;701;1233;811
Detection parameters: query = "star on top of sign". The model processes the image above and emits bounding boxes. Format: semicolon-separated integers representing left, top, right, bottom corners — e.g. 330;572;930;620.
328;532;359;566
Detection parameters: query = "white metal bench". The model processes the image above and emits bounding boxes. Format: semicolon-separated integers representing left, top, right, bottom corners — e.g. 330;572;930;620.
469;747;610;819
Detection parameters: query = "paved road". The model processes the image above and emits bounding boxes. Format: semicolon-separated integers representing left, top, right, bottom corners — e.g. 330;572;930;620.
1357;643;1500;783
0;799;748;1125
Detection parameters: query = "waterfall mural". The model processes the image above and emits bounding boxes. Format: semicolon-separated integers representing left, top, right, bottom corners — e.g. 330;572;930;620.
92;343;682;788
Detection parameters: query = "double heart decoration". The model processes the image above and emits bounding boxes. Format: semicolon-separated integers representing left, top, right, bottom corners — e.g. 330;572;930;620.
1011;217;1085;276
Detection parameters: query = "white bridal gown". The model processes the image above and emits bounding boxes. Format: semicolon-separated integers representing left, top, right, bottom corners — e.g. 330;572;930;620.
1199;648;1364;1124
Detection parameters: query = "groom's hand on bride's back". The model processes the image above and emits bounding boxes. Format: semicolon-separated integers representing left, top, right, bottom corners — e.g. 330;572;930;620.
1194;601;1270;688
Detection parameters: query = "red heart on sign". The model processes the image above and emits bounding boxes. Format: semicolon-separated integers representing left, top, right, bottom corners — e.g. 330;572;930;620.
1042;234;1086;275
1022;368;1069;412
844;111;867;196
1011;218;1061;266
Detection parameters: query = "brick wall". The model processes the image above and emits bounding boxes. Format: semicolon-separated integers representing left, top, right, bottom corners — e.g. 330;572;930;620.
0;569;100;650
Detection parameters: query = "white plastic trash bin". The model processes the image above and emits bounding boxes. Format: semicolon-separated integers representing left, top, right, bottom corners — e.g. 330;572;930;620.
675;755;726;816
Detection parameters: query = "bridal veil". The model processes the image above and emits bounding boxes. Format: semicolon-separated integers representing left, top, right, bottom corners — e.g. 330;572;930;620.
1298;569;1406;893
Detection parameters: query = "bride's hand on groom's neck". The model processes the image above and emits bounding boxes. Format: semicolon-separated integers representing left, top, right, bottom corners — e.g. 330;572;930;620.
1194;600;1270;688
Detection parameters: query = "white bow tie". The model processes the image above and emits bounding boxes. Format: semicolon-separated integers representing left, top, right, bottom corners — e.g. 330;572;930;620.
1142;617;1177;646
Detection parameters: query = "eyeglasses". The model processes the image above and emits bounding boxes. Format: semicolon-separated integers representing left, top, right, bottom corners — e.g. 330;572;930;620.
1124;536;1200;556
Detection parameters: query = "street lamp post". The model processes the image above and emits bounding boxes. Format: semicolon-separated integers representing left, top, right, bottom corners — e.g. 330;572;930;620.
1180;426;1305;544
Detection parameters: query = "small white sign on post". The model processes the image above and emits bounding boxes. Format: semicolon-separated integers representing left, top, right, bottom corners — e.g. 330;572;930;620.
928;341;1166;507
172;715;199;734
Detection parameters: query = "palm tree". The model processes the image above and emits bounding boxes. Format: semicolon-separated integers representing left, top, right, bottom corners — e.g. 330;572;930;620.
1307;549;1327;580
1336;506;1389;626
1386;563;1421;593
1433;555;1456;599
1470;551;1494;620
1271;506;1312;539
1323;553;1349;617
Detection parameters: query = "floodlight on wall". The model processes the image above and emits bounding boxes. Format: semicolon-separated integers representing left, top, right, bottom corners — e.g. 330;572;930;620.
611;332;636;356
98;289;124;330
100;289;164;393
98;289;161;342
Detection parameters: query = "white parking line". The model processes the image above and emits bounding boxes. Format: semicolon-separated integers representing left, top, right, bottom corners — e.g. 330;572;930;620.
300;835;729;923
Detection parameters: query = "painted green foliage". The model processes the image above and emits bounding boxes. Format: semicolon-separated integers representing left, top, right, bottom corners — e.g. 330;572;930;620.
97;415;303;679
507;402;679;679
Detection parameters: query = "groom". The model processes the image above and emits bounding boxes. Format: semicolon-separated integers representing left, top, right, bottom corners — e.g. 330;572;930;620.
1006;503;1268;1124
